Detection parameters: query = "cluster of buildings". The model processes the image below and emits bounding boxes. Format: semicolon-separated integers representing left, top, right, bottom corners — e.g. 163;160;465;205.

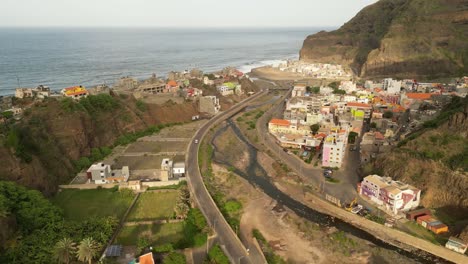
268;74;466;168
86;156;186;191
405;208;448;234
358;175;421;215
275;60;352;79
268;82;366;168
86;163;130;184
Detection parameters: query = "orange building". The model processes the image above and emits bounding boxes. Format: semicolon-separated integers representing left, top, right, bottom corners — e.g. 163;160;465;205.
61;85;88;100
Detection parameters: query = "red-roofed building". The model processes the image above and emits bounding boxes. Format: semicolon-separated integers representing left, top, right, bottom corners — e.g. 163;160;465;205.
268;119;311;135
269;119;290;126
346;102;372;109
401;93;435;108
135;252;155;264
405;93;433;100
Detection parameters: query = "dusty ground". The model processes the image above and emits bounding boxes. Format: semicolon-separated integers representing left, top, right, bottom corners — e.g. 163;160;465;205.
140;94;185;105
114;155;165;170
250;67;345;85
124;141;188;153
153;120;207;138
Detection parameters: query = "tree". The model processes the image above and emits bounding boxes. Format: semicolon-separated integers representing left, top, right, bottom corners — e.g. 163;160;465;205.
174;185;190;219
1;111;13;119
383;111;393;119
370;122;377;129
348;132;358;144
332;89;346;94
54;237;76;264
174;201;190;219
137;237;150;254
328;81;340;89
164;251;186;264
187;208;207;231
76;237;100;264
207;244;229;264
310;124;320;135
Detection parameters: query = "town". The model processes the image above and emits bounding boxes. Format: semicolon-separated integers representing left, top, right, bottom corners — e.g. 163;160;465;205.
1;64;468;263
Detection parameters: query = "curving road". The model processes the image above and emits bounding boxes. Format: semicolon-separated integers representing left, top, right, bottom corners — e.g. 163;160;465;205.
186;90;268;264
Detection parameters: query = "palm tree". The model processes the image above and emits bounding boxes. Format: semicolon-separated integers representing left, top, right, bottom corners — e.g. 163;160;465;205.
54;237;76;264
76;237;100;264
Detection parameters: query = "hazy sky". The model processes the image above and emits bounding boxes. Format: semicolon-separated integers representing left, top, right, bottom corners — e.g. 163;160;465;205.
2;0;378;28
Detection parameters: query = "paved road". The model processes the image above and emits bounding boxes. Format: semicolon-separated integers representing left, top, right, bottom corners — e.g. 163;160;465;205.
256;88;361;204
186;90;268;264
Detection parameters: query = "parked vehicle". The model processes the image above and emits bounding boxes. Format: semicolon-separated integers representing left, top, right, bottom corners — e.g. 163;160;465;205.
351;205;364;214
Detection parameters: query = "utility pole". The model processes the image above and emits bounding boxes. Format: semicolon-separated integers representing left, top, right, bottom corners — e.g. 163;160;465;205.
15;74;20;88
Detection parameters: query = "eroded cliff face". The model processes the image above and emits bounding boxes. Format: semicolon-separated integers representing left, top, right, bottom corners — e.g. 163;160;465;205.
300;0;468;78
0;95;198;195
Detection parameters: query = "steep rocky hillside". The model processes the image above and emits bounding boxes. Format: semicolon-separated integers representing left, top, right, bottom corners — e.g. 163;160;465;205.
372;96;467;218
300;0;468;78
0;93;198;195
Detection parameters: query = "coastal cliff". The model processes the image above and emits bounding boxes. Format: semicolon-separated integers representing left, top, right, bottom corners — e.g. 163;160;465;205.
300;0;468;78
0;93;198;195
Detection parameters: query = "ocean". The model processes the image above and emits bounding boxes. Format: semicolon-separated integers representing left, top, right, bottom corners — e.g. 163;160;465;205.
0;27;326;96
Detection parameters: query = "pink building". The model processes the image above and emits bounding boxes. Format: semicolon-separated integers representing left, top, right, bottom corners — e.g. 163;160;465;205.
359;175;421;215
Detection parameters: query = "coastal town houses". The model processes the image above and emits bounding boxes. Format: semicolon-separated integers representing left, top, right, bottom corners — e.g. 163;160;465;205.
115;76;139;90
15;88;33;99
203;76;215;85
61;86;89;100
268;118;312;136
339;81;357;94
291;84;306;97
400;93;435;109
383;78;402;94
358;174;421;215
199;96;220;116
14;85;51;99
217;82;242;96
346;102;372;120
321;126;349;168
86;163;130;184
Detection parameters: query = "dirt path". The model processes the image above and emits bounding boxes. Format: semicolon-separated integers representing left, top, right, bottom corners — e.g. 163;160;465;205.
241;196;325;264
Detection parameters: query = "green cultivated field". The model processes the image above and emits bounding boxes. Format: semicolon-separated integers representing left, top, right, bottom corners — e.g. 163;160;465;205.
116;222;185;246
127;191;178;221
52;188;134;221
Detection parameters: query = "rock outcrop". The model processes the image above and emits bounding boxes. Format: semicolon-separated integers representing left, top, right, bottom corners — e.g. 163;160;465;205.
300;0;468;78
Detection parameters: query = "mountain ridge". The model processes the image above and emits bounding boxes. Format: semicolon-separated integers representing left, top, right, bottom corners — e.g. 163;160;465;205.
300;0;468;78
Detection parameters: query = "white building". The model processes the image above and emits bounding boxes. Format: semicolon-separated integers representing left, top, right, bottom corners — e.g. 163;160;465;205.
160;158;173;181
217;85;234;96
383;78;402;94
292;84;306;97
319;86;334;95
339;81;357;93
322;127;348;168
173;161;185;177
203;76;215;86
359;175;421;215
86;163;130;184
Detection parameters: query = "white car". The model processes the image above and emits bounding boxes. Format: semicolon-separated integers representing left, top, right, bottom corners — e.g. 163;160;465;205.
194;139;199;144
351;205;363;214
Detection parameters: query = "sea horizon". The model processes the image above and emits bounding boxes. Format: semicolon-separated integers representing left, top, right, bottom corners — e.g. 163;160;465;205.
0;27;332;96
